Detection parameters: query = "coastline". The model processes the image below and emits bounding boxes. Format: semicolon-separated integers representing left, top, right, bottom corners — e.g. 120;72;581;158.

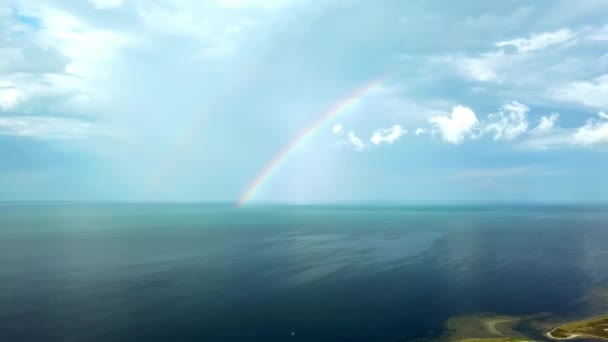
543;330;581;340
544;315;608;341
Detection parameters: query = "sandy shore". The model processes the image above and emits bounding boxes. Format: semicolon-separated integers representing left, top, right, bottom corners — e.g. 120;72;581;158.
544;330;582;340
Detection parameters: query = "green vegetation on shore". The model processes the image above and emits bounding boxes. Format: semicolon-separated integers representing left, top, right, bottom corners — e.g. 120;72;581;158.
546;315;608;340
458;338;530;342
436;288;608;342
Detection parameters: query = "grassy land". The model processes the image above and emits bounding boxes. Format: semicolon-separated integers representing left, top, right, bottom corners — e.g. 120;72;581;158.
546;315;608;340
458;338;531;342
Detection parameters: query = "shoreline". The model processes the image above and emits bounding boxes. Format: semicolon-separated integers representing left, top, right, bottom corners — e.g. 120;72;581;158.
543;330;582;340
544;314;608;341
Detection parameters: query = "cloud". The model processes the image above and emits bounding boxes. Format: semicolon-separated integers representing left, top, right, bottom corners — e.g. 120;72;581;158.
89;0;122;10
453;53;502;82
439;26;600;95
136;1;258;44
553;74;608;108
346;131;365;151
519;131;572;150
218;0;291;10
572;120;608;146
532;113;559;133
39;8;134;78
0;88;19;111
519;113;567;150
332;124;343;134
0;5;135;117
0;116;92;139
332;125;365;151
427;102;564;148
438;51;510;83
415;128;425;135
481;101;529;140
430;106;478;144
424;101;603;149
521;112;607;150
370;124;407;145
496;28;576;53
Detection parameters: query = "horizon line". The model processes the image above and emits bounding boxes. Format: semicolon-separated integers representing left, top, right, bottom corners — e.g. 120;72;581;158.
1;200;607;206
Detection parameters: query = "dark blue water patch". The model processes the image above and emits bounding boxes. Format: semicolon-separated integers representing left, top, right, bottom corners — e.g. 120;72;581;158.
1;204;608;341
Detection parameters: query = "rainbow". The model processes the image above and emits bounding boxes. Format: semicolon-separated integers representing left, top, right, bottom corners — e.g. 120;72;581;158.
147;61;261;191
237;75;391;207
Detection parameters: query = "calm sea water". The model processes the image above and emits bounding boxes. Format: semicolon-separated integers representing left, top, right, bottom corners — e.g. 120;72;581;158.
1;204;608;341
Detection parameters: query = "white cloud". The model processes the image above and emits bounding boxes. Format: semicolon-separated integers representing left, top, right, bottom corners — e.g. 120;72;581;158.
0;116;91;139
552;74;608;108
481;101;529;140
21;13;115;77
519;131;572;150
39;8;133;78
415;128;425;135
442;28;589;86
137;4;209;39
370;124;407;145
0;80;14;88
333;125;365;151
218;0;291;10
522;112;608;150
598;111;608;120
347;131;365;151
0;6;135;115
572;120;608;146
430;105;478;144
89;0;122;10
137;1;257;43
496;28;576;53
455;54;501;82
134;1;269;61
532;112;559;133
0;88;18;111
332;124;343;134
439;51;509;83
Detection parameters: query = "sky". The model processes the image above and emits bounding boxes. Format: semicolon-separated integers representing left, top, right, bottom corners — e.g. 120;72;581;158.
1;0;607;203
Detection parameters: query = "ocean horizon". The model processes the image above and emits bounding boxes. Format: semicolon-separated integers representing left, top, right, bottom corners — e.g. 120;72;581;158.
2;203;608;341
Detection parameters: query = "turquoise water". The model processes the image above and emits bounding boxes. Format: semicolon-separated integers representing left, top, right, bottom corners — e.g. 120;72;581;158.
1;204;608;341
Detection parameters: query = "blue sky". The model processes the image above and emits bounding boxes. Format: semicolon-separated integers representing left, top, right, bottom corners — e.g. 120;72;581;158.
1;0;607;203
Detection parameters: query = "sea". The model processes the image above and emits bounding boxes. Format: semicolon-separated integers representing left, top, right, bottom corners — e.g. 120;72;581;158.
1;203;608;341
